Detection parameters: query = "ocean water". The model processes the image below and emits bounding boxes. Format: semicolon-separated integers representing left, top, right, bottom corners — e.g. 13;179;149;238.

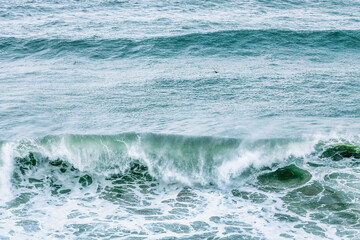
1;0;360;239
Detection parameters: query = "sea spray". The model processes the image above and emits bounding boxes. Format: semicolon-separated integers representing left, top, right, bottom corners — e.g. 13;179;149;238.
0;133;343;187
0;142;15;203
0;133;359;239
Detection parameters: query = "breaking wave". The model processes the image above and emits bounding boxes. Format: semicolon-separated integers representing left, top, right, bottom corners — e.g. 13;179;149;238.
1;133;345;188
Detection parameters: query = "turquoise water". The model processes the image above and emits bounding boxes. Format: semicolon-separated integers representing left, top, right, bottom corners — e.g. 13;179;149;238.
1;0;360;239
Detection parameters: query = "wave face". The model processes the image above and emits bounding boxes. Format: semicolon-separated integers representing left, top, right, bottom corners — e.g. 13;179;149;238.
1;133;359;188
1;30;360;59
0;133;316;186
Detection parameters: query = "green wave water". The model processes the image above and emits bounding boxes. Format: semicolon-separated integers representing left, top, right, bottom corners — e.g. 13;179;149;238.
0;133;309;185
1;133;360;239
1;30;360;60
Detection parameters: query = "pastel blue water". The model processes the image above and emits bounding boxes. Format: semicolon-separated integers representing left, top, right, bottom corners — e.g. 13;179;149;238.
0;0;360;239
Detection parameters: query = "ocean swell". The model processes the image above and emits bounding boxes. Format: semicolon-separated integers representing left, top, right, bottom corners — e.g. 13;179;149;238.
1;30;359;60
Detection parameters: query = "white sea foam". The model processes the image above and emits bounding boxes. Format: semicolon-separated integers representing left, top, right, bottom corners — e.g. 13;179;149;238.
0;142;15;203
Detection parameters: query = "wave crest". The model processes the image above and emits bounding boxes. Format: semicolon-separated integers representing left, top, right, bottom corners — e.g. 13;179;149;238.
1;30;359;59
0;133;319;188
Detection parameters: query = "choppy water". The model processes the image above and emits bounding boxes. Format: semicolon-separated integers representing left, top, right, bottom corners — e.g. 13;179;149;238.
1;0;360;239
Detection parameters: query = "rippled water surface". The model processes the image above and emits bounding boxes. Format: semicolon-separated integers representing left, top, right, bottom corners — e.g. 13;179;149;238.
1;0;360;239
